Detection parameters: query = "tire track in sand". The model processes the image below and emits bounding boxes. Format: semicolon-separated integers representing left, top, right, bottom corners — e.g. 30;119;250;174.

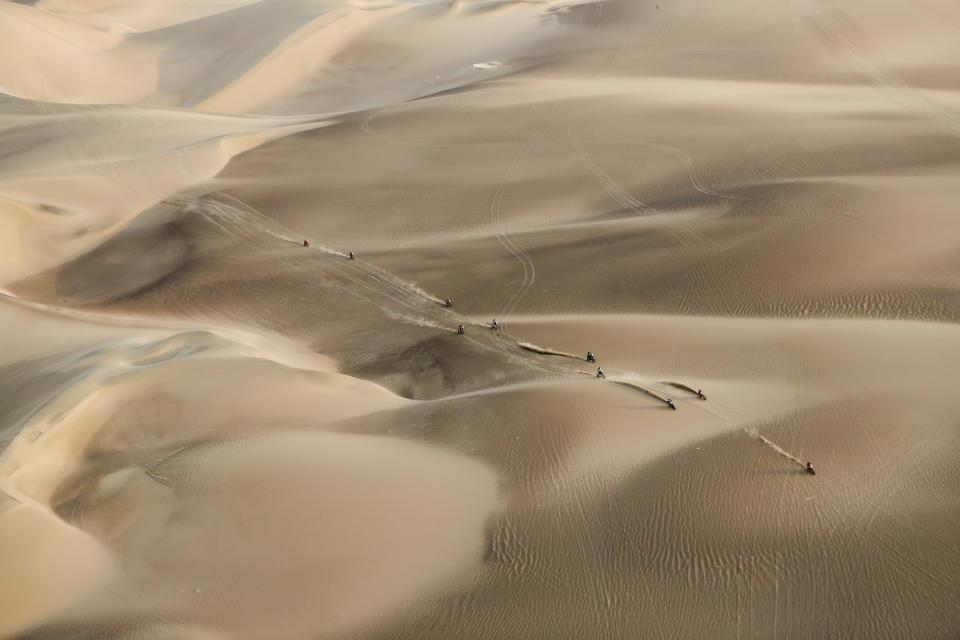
490;127;554;339
564;122;726;316
791;0;960;141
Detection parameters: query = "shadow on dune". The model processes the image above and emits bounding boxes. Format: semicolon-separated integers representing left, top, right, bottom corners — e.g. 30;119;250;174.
12;619;221;640
55;220;189;303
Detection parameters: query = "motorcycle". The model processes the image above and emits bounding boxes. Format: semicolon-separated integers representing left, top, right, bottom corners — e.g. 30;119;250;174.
696;389;706;400
666;399;676;410
586;352;596;363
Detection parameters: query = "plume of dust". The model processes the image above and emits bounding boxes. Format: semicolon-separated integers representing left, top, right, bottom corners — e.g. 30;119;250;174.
384;310;447;331
176;195;449;320
354;262;443;305
747;429;804;466
518;342;582;359
609;379;671;404
664;380;701;396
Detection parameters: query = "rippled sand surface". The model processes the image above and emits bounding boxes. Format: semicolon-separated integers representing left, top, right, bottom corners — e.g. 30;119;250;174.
2;0;960;637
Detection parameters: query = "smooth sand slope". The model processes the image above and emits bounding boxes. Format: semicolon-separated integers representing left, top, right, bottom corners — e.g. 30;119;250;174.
2;0;960;638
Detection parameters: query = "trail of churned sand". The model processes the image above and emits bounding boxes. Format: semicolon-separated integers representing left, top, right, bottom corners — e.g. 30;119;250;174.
2;0;960;638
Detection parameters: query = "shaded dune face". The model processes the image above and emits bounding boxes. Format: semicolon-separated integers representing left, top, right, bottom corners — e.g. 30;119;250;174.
3;0;960;638
55;220;189;302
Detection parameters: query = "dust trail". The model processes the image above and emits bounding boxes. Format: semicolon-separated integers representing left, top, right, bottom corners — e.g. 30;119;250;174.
351;260;444;306
609;379;673;406
518;342;583;360
175;196;291;244
174;194;308;248
183;193;446;309
383;310;448;332
747;429;805;466
664;381;703;397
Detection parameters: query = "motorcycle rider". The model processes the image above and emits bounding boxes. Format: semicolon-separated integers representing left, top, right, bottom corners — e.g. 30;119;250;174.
806;461;814;473
348;251;355;260
596;367;604;378
491;319;498;329
666;398;675;409
697;388;705;400
444;297;452;307
586;351;595;362
457;323;464;334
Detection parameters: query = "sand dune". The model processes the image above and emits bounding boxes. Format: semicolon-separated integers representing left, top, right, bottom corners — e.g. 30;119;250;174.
0;96;323;280
0;2;159;105
3;0;960;638
34;0;265;32
2;0;590;114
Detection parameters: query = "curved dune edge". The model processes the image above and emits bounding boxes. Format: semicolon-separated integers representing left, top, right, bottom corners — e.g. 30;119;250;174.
0;297;504;638
0;2;159;105
34;0;267;33
0;106;324;283
0;0;581;113
192;6;408;114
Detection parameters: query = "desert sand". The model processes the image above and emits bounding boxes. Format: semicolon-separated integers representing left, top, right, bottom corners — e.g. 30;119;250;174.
1;0;959;637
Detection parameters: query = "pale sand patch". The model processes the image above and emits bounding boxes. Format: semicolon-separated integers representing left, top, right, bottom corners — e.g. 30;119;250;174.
0;494;113;638
99;430;499;638
34;0;265;32
0;2;159;104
